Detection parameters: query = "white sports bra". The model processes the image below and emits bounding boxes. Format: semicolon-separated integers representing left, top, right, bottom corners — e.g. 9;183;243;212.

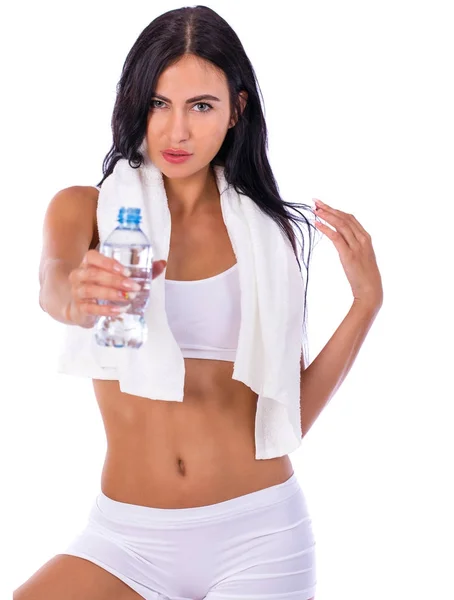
164;263;241;362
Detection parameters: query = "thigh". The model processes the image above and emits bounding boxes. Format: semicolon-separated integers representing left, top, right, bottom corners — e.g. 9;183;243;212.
13;554;145;600
203;485;317;600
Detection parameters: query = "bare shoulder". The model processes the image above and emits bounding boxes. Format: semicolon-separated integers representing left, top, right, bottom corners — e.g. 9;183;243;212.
44;185;100;252
54;185;100;200
68;186;100;249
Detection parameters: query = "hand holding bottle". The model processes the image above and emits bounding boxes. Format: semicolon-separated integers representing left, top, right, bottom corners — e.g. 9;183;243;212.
66;249;166;329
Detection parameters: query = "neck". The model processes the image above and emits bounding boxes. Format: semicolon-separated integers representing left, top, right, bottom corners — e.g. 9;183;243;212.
163;164;219;218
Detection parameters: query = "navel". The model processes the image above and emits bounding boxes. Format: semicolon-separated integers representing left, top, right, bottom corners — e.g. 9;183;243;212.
176;457;187;476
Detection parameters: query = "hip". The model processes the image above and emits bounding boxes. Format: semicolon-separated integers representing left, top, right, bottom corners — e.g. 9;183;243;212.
64;471;317;600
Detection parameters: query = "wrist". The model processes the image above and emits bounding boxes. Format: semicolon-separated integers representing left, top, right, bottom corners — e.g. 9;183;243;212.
39;261;76;325
352;296;382;318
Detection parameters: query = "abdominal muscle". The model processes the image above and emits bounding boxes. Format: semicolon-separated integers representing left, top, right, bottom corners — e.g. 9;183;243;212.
93;357;293;509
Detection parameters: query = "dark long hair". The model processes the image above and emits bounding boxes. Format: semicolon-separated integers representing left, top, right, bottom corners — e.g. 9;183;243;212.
97;5;320;365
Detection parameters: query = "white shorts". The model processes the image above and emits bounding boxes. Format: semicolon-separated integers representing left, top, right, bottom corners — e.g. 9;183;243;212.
63;472;317;600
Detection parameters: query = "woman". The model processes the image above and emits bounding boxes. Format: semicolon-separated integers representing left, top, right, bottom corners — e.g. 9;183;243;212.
15;6;383;600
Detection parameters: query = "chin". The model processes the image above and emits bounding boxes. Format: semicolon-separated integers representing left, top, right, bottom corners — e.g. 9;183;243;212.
159;164;194;179
159;159;210;180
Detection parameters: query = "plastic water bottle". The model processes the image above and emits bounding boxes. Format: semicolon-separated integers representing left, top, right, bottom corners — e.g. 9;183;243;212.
94;207;154;348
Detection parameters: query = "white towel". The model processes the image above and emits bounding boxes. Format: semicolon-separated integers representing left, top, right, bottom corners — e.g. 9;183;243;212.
57;144;306;459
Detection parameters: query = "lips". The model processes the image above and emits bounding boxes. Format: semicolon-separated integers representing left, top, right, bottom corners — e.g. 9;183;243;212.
162;152;192;164
163;149;191;156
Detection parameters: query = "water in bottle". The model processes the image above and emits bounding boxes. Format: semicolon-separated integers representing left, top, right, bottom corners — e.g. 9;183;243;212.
94;207;154;348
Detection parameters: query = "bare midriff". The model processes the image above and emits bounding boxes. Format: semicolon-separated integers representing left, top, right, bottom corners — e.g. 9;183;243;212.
93;357;294;509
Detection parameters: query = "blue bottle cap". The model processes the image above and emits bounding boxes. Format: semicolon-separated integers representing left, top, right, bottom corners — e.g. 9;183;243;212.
117;207;142;224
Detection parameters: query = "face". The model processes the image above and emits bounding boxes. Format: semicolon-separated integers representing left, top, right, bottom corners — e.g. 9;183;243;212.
145;54;246;178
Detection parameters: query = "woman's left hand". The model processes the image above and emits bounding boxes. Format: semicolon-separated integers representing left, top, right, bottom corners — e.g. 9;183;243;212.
313;198;383;309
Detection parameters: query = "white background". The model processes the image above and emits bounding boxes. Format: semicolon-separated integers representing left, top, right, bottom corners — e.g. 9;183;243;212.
4;1;453;599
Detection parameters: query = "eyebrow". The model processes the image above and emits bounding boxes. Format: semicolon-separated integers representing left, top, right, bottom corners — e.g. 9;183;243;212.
152;93;221;104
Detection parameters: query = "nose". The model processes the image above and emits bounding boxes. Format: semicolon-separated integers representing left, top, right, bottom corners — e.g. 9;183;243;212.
167;108;190;143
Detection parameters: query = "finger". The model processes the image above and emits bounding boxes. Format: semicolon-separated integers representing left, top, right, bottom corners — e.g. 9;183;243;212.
152;260;167;279
334;212;370;245
82;249;128;275
78;265;140;293
314;220;349;253
315;200;370;241
78;300;125;317
347;214;371;240
76;282;136;303
315;210;359;249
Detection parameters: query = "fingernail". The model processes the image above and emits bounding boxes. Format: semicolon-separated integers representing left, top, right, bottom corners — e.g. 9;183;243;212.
119;291;137;300
123;280;141;291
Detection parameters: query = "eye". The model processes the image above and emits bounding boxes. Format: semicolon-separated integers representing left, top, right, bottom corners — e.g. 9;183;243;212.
193;102;213;112
150;100;165;109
